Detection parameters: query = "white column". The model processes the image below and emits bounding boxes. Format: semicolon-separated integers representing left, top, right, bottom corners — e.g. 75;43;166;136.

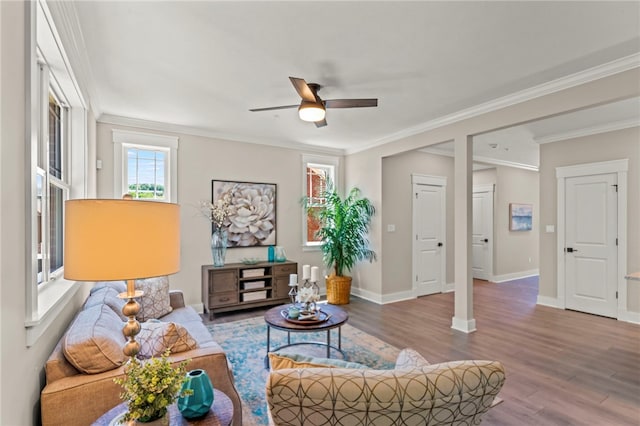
452;134;476;333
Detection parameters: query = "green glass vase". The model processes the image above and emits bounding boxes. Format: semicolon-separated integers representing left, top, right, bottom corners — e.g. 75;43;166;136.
177;369;214;419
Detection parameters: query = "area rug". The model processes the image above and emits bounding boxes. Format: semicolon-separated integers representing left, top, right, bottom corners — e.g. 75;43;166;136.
207;316;400;426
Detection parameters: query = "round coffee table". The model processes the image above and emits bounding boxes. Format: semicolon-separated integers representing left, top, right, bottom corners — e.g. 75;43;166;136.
92;388;233;425
264;303;348;368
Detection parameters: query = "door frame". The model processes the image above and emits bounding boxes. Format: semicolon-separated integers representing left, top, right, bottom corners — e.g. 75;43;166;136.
412;174;447;296
556;159;628;319
473;184;494;281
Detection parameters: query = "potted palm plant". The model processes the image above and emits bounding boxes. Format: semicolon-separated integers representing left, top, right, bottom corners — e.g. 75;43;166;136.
313;183;376;304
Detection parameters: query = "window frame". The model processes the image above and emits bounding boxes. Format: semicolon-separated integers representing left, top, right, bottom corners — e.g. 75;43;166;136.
302;154;340;248
113;130;178;203
25;0;88;346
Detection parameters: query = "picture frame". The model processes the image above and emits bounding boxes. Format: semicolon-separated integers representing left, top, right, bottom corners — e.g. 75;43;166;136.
509;203;533;231
212;180;277;247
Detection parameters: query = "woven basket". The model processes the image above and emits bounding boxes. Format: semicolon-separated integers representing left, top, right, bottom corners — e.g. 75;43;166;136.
326;275;352;305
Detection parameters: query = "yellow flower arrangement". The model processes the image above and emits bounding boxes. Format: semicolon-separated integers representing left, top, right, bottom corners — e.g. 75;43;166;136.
113;350;192;423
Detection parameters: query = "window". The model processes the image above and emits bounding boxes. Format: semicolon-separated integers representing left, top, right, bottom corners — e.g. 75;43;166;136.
26;0;88;346
302;155;339;247
36;70;70;285
113;130;178;203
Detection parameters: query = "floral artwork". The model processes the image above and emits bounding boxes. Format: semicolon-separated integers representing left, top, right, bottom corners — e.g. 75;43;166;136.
212;180;276;247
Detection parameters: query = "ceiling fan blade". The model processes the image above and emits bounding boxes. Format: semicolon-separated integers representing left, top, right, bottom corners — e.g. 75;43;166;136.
289;77;317;102
249;104;299;112
314;118;328;128
324;99;378;108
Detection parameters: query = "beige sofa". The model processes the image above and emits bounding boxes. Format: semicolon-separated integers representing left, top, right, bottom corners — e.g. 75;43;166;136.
41;280;242;426
266;349;505;425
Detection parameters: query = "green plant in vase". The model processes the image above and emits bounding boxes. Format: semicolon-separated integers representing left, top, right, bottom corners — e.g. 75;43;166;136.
114;350;192;423
308;181;376;304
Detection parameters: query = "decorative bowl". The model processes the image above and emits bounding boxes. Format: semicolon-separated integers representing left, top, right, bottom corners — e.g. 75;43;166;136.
241;257;261;265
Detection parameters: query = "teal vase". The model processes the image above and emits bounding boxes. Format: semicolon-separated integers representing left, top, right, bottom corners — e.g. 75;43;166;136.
178;369;214;419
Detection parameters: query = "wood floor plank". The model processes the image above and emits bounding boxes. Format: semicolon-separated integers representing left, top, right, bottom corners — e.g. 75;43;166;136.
206;277;640;425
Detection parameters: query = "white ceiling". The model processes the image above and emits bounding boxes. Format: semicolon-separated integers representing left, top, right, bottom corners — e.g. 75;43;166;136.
63;1;640;165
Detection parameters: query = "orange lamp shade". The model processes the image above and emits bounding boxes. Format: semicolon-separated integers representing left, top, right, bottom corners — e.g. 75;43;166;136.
64;199;180;281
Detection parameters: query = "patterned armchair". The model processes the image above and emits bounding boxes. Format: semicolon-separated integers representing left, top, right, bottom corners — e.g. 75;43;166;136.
266;349;505;425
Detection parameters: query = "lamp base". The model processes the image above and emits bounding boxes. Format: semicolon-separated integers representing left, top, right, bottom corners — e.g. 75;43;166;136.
118;280;144;358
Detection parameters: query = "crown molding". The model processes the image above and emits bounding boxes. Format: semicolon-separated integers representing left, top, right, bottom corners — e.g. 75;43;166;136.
43;0;102;116
98;114;345;156
535;118;640;145
418;147;539;172
348;53;640;155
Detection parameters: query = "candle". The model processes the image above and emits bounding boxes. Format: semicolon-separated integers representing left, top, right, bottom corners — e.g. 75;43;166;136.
310;266;319;282
302;265;311;280
289;273;298;285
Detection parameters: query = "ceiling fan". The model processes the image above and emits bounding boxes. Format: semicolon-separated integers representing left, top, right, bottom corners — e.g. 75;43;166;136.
249;77;378;127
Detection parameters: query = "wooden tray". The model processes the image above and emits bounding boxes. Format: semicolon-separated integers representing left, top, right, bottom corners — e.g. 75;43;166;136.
281;309;330;325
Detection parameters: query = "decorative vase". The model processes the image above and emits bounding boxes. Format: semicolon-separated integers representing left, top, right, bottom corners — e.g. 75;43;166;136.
211;226;228;267
177;369;214;419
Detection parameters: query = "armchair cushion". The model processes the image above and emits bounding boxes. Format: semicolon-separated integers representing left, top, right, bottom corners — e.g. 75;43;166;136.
267;357;505;426
268;352;368;371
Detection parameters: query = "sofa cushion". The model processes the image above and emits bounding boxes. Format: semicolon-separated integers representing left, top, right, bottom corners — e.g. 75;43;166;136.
90;281;127;295
137;321;198;359
135;276;172;321
268;352;368;371
83;287;127;320
62;304;126;374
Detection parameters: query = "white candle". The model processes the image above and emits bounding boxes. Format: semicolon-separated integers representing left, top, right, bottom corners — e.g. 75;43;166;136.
310;266;319;282
289;273;298;285
302;265;311;280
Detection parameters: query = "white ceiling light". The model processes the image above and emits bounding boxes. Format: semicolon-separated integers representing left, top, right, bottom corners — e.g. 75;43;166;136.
298;101;326;122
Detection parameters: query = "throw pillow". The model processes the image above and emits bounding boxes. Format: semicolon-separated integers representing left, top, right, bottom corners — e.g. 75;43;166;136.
268;352;368;371
395;348;430;369
135;276;172;321
83;287;127;321
62;304;127;374
137;322;198;359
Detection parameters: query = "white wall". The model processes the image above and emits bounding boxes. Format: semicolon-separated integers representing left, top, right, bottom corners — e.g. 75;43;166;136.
0;3;93;424
95;123;329;308
539;127;640;313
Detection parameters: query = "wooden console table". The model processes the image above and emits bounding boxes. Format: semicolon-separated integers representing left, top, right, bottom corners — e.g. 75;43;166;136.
202;261;297;319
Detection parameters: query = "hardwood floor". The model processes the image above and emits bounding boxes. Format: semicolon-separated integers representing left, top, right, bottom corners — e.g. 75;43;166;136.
206;277;640;425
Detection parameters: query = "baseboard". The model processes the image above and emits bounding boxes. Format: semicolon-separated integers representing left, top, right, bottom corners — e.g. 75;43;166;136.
442;282;455;293
191;302;204;314
536;295;561;308
451;317;477;333
350;286;384;304
492;269;539;283
618;309;640;324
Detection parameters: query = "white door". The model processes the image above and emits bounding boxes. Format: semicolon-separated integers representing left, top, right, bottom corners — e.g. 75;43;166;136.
565;173;618;318
412;180;445;296
472;186;493;280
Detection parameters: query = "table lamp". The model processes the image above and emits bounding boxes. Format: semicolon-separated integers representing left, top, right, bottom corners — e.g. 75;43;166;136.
64;199;180;358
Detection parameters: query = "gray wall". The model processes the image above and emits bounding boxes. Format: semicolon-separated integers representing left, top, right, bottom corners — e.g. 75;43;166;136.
539;127;640;312
95;123;329;307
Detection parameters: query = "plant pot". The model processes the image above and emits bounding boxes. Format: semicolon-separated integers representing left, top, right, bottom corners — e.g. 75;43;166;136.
326;275;352;304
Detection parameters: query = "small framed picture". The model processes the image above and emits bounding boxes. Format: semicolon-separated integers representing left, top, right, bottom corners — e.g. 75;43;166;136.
509;203;532;231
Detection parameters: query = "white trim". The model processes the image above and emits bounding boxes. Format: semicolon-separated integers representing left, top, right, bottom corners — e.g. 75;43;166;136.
112;129;179;203
101;114;345;156
348;53;640;155
618;310;640;325
556;159;628;319
442;282;455;293
536;295;561;308
349;286;383;304
535;118;640;145
451;317;477;334
419;147;539;172
492;270;539;283
25;279;80;346
412;174;447;297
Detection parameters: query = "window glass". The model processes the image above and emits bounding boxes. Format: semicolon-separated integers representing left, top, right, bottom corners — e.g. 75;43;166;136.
304;162;335;245
49;184;65;273
48;93;63;179
126;147;167;200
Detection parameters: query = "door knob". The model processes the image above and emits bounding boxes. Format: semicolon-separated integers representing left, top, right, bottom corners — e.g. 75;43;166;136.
483;238;489;243
565;247;578;253
437;242;443;247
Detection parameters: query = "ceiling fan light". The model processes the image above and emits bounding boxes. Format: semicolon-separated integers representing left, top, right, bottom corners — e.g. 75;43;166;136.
298;101;326;122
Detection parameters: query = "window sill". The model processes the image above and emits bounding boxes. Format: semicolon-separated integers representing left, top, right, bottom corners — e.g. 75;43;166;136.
24;278;80;347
